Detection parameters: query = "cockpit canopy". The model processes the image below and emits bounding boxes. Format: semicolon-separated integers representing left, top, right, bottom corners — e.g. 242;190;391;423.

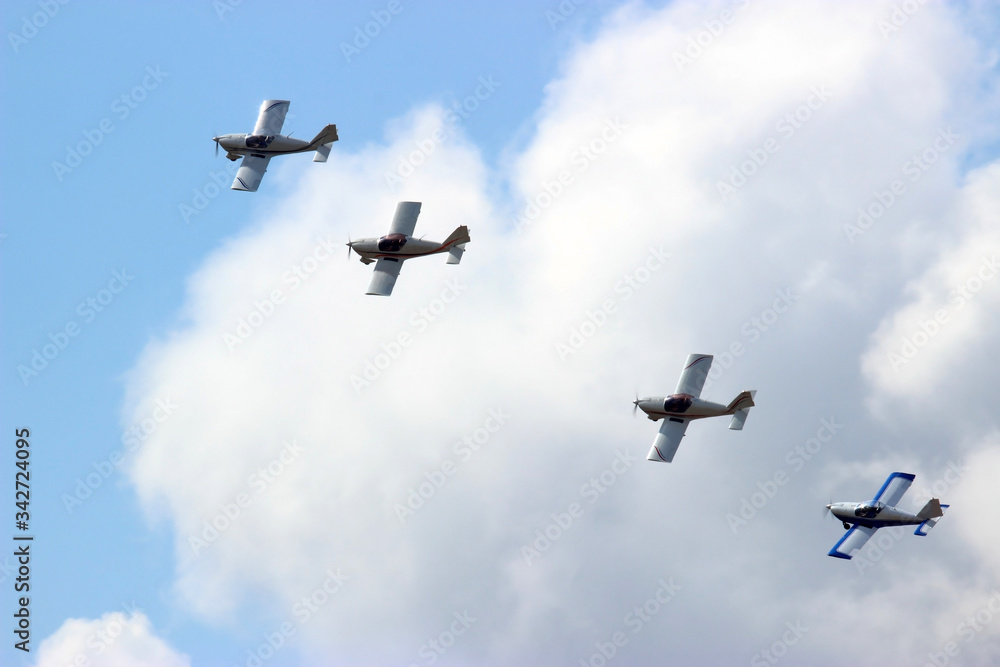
245;134;275;148
377;233;408;252
854;503;883;519
663;393;694;413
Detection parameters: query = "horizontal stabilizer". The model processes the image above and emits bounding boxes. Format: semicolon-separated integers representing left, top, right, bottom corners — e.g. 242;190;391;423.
915;503;949;536
313;143;333;162
729;409;750;431
446;243;466;265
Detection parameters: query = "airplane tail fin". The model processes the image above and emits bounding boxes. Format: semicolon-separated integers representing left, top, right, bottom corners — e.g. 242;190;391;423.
443;226;470;264
309;124;339;161
726;390;756;430
914;500;948;536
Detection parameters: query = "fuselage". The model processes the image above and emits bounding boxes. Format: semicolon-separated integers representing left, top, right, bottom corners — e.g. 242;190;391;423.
348;234;459;265
826;502;922;529
636;394;730;421
214;133;312;158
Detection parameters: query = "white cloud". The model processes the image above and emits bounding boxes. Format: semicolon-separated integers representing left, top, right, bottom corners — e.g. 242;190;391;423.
32;612;189;667
121;0;1000;664
861;162;1000;417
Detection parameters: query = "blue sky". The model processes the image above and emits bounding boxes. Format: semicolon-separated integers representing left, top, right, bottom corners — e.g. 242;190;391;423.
4;1;1000;666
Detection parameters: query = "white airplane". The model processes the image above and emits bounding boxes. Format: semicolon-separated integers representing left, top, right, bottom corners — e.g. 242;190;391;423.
348;201;470;296
826;471;948;560
213;99;338;192
634;354;756;463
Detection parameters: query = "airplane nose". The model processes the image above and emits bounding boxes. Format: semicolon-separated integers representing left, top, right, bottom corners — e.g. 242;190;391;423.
826;504;832;510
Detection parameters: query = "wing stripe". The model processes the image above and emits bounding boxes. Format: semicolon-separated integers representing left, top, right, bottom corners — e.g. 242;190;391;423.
686;355;712;369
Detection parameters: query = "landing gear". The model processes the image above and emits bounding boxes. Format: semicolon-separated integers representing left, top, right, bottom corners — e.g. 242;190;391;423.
842;522;850;530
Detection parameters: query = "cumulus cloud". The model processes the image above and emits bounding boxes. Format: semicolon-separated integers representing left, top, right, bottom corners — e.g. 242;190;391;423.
33;612;189;667
117;1;1000;664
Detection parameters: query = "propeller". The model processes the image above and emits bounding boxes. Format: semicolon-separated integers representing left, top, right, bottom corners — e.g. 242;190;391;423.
345;236;353;261
632;394;640;418
213;134;221;157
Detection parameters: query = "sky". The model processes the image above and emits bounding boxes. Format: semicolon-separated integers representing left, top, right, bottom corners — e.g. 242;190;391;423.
2;0;1000;665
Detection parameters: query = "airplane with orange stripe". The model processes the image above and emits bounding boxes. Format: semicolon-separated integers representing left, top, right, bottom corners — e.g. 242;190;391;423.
348;201;470;296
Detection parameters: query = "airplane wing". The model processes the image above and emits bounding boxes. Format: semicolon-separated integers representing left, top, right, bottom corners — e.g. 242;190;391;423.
674;354;713;397
388;201;422;236
828;525;877;559
253;100;290;136
646;418;689;463
366;258;403;296
871;472;915;507
232;154;271;192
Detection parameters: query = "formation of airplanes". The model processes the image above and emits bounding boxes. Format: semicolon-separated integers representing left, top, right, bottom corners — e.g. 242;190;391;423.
213;100;950;562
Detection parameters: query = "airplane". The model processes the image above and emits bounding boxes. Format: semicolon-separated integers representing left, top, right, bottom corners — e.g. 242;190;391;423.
347;201;470;296
826;471;948;560
213;99;338;192
634;354;756;463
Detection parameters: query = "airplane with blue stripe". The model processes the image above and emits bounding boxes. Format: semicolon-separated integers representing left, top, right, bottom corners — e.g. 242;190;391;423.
826;471;949;560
